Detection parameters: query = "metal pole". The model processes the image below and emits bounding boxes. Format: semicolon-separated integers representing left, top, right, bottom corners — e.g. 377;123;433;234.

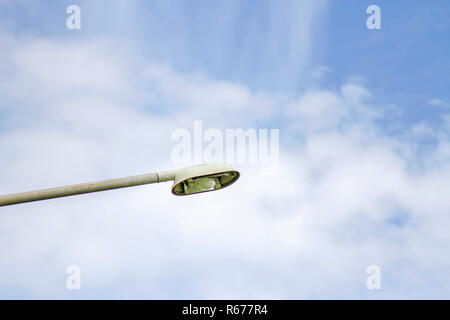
0;169;177;207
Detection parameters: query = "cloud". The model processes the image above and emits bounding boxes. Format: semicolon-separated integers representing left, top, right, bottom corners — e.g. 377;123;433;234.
286;80;378;132
429;97;450;108
311;65;331;81
143;64;277;126
429;98;443;106
1;30;450;300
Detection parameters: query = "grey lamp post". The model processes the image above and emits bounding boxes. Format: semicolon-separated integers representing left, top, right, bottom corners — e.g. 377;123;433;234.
0;163;240;207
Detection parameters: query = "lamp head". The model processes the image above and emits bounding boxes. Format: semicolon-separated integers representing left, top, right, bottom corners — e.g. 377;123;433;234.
172;163;240;196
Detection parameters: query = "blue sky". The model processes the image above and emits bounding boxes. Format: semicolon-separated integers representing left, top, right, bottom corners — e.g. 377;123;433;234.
1;0;450;299
324;0;450;124
2;0;448;113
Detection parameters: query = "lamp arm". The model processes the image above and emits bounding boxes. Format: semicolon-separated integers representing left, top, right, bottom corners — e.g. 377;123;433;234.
0;170;177;207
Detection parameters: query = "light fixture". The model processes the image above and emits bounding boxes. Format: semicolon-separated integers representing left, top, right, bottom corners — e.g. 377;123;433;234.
0;163;240;207
172;163;240;196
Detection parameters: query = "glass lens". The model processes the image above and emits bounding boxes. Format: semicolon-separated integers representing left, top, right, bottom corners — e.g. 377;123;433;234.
183;177;221;194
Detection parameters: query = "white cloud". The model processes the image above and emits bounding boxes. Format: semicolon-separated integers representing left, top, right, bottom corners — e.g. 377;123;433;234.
1;33;450;299
143;64;277;127
429;97;450;108
411;122;434;136
286;81;379;132
311;65;331;80
429;98;443;106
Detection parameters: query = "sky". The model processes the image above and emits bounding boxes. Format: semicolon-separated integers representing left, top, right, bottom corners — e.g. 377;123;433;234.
0;0;450;299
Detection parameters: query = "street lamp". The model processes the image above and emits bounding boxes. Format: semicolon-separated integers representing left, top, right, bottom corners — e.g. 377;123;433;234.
0;163;240;207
